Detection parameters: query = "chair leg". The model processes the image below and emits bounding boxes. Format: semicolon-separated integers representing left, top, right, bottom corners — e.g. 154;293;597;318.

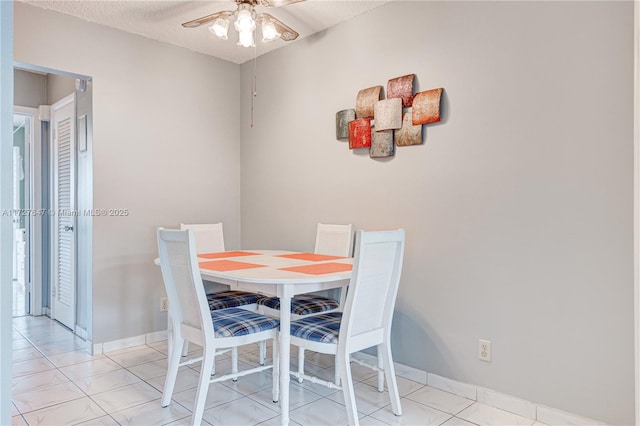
272;334;279;403
181;341;189;357
259;340;266;365
231;347;239;382
377;347;384;392
162;335;183;407
379;343;402;416
192;346;215;426
334;354;340;386
338;351;359;426
297;348;305;383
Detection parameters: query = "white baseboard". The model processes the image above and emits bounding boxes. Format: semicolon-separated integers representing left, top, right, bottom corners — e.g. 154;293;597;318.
102;335;146;353
537;405;607;426
89;336;605;425
476;386;536;420
91;343;103;355
352;352;605;425
74;325;89;340
146;330;168;344
94;330;167;354
428;373;477;400
352;351;428;384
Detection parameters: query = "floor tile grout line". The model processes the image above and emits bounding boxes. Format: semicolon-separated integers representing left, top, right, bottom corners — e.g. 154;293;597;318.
401;384;479;417
15;347;115;424
13;317;543;426
12;323;123;422
102;396;173;423
12;326;56;363
16;394;89;418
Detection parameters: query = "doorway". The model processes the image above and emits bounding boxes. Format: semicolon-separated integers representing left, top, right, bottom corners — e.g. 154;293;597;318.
12;64;93;342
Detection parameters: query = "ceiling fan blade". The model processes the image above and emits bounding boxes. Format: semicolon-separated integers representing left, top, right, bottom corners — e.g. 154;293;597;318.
257;13;299;41
260;0;305;8
181;10;234;28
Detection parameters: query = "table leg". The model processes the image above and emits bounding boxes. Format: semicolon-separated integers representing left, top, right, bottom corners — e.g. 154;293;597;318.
279;291;292;426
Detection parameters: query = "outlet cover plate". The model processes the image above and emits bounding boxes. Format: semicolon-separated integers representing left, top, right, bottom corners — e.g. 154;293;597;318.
479;339;491;362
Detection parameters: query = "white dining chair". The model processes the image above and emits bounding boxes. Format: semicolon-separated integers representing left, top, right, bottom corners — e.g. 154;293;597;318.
314;223;355;263
258;223;353;318
179;223;266;361
180;223;264;311
289;229;405;426
179;222;225;253
157;228;279;426
257;223;353;379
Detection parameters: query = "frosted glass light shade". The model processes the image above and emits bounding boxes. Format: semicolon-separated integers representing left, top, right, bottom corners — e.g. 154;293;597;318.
209;18;229;40
237;29;255;47
235;9;255;32
261;21;280;42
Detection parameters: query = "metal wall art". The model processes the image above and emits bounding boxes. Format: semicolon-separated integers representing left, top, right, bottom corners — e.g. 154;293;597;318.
396;108;422;147
374;98;402;131
387;74;415;107
348;118;372;149
335;73;444;159
412;88;443;125
336;109;355;140
355;86;382;118
370;128;394;158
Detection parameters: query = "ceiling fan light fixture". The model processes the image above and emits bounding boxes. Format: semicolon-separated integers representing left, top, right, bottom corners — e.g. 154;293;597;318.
235;8;256;33
261;20;280;42
209;18;229;40
237;28;256;47
182;1;299;49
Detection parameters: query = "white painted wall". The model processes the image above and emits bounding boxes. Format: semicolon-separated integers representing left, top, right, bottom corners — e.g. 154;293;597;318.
14;3;242;343
11;1;635;423
239;1;634;424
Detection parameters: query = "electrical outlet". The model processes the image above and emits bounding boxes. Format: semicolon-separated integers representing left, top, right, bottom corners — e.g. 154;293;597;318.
479;339;491;362
160;297;169;312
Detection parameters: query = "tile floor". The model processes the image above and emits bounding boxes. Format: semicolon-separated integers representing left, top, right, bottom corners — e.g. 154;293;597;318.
11;316;548;426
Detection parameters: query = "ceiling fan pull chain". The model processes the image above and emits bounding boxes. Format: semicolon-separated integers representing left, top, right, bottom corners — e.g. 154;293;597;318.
251;45;257;128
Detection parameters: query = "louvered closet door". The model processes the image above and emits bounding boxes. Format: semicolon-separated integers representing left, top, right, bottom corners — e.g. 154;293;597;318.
51;94;76;330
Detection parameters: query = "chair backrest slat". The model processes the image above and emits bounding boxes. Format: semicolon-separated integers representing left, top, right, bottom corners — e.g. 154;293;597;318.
341;229;405;339
157;228;213;337
314;223;354;257
180;223;225;254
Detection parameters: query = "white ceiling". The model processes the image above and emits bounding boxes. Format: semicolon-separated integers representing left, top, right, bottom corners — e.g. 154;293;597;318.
20;0;391;64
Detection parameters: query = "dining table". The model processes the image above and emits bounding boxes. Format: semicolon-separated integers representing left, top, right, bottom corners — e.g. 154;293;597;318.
193;249;353;425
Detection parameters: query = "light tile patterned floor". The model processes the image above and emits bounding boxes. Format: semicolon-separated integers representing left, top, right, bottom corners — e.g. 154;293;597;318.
11;316;545;426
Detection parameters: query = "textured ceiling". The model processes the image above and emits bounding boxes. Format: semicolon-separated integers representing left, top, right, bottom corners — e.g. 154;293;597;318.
19;0;391;64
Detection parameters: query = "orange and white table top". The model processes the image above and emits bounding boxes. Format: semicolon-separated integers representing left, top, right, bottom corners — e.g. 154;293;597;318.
195;250;353;285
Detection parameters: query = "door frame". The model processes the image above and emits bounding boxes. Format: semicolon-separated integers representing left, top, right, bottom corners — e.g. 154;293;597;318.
635;1;639;424
0;2;13;424
13;106;42;316
12;62;93;343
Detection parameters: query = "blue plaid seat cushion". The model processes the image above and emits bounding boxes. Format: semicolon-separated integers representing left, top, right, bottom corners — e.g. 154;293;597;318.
257;294;340;316
290;312;342;344
207;291;265;311
211;307;280;338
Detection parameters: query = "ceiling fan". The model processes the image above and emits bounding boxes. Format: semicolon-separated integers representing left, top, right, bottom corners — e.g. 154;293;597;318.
182;0;304;48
